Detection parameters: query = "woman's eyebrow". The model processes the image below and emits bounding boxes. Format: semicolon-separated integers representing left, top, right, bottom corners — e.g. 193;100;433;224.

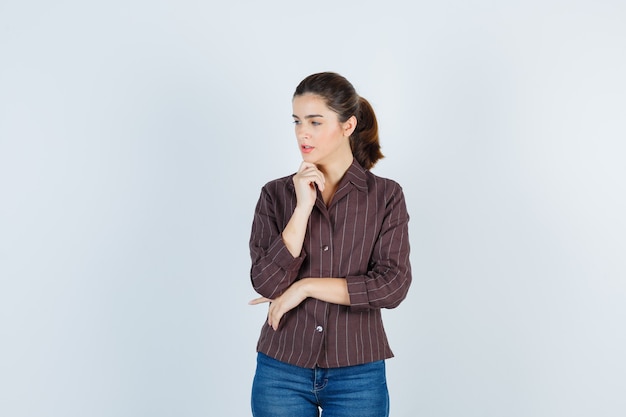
292;114;325;119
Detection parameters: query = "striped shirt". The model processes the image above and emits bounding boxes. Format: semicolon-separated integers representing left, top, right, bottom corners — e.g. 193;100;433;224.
250;159;412;369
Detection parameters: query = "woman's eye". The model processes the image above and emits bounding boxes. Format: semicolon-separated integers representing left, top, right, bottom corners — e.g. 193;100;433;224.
292;120;301;125
311;121;321;126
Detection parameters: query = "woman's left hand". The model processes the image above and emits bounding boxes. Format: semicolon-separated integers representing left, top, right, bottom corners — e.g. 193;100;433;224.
249;281;308;331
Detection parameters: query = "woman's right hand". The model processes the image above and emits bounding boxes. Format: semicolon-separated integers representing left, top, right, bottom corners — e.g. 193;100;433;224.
292;161;325;211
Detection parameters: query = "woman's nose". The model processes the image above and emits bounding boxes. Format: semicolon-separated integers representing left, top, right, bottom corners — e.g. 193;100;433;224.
295;125;310;139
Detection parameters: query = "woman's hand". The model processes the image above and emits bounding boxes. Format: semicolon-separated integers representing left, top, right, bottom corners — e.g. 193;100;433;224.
292;162;325;211
249;281;308;331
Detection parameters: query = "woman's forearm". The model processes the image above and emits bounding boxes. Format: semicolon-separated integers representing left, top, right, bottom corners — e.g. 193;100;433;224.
299;278;350;306
249;277;350;331
281;206;312;257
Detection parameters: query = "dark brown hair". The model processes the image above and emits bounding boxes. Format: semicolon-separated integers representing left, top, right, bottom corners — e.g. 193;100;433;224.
293;72;383;169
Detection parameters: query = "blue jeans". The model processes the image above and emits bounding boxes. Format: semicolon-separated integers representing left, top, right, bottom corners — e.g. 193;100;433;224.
251;353;390;417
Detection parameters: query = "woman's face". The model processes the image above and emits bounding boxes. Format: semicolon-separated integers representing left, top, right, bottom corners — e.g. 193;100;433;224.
292;93;355;167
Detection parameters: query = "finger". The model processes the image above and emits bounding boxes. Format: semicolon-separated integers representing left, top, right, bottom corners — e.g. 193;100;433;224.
270;313;281;331
299;170;325;191
248;297;272;305
314;176;325;192
267;303;284;331
306;165;325;181
299;162;325;180
298;161;317;173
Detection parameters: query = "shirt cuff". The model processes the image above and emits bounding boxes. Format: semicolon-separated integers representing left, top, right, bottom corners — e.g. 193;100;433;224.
267;236;306;273
345;275;371;312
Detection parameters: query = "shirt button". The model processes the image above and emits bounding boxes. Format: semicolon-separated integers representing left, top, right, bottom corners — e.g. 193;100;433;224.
322;245;329;252
316;325;323;333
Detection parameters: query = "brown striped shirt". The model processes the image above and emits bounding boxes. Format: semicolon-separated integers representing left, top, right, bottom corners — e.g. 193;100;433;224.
250;159;412;368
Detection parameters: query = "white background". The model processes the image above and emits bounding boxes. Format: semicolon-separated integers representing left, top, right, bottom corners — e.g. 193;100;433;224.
1;1;625;416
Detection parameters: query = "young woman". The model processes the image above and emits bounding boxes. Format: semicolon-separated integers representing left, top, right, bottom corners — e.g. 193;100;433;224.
248;72;412;417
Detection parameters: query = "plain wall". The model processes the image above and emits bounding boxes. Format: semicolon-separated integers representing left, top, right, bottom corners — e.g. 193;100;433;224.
1;1;625;416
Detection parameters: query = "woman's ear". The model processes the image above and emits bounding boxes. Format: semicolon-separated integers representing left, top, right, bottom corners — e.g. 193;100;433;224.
343;115;357;137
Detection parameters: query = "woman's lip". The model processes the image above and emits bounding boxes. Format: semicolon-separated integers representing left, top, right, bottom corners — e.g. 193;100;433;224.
301;145;314;154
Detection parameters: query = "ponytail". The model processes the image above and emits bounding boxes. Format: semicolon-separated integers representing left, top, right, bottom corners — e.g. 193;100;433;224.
351;96;383;170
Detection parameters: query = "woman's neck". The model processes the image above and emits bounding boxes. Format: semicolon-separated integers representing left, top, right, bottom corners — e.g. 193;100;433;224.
317;152;354;206
318;153;353;187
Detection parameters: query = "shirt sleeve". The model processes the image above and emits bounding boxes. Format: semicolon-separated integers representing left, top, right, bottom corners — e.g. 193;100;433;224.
345;182;412;312
249;185;306;299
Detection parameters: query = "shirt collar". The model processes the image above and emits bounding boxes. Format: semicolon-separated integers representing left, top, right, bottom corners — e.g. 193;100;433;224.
342;158;369;192
286;158;369;193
